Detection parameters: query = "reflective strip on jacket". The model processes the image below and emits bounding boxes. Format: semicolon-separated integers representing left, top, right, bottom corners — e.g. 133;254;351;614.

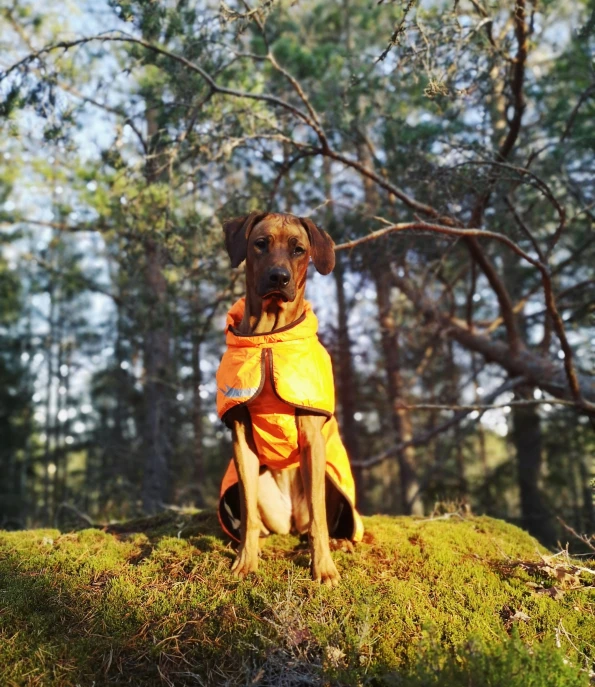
216;298;364;543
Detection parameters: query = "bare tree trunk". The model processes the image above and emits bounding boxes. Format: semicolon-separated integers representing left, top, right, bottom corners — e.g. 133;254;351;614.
579;455;594;534
112;307;126;478
52;329;64;523
54;339;71;518
20;405;32;526
141;106;171;514
19;306;35;526
192;321;205;507
42;283;56;524
511;390;556;544
142;239;171;513
375;271;423;515
97;410;109;515
320;157;365;507
389;271;595;406
333;253;365;509
449;342;467;498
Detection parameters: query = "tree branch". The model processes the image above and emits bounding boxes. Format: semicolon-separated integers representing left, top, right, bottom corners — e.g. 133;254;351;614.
0;32;318;132
387;268;594;412
351;376;526;469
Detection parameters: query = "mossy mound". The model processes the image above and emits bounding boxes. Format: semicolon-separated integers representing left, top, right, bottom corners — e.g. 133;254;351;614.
0;512;593;686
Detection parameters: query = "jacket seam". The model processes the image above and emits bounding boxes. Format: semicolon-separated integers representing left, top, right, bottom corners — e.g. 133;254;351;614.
268;348;332;420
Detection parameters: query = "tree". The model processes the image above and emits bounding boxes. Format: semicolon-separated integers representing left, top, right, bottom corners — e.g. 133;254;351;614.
0;0;592;542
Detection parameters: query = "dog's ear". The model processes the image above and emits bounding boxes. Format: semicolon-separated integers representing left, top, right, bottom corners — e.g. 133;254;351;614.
299;218;335;275
223;211;268;267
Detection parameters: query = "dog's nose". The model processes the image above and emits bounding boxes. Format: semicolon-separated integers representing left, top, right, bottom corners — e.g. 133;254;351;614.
268;267;290;288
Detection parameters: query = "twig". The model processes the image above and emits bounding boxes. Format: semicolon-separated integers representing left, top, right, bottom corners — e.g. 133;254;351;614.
560;81;595;143
400;398;576;411
351;376;525;469
376;0;418;63
558;517;595;553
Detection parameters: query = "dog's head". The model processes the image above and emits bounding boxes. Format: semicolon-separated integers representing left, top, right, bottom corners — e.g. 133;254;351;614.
223;212;335;302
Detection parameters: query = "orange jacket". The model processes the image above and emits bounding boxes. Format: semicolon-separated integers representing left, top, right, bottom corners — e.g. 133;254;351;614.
216;298;364;543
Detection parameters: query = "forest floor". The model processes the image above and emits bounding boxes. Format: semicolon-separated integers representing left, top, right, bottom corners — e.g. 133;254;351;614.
0;510;594;686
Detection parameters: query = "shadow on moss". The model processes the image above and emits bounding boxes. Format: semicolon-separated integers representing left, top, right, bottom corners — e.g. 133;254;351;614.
370;631;589;687
0;511;593;686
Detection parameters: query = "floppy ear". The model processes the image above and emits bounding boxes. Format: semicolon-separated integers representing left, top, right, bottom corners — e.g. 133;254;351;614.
299;217;335;275
223;211;268;267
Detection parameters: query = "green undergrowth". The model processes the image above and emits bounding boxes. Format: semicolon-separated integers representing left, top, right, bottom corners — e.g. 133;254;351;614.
0;512;594;686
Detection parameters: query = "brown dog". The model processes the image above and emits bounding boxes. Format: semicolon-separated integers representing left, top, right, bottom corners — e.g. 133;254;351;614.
218;211;361;586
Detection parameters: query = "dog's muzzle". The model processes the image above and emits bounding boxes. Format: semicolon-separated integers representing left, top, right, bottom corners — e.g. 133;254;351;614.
258;267;295;301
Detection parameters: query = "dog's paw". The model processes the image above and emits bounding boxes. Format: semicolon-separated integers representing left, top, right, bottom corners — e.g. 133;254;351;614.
312;554;341;587
231;547;259;579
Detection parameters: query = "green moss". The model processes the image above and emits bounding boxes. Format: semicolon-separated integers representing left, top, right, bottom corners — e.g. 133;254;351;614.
0;512;593;686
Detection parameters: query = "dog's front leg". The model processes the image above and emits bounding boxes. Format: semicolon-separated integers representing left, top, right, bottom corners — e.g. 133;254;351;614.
297;411;340;587
229;407;260;578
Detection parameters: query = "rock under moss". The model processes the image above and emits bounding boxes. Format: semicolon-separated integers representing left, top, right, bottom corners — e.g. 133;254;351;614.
0;512;593;686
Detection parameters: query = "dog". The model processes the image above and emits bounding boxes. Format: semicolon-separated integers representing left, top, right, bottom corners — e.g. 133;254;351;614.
216;212;363;586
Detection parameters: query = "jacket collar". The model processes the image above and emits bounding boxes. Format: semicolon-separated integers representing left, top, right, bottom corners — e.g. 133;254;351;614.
225;298;319;347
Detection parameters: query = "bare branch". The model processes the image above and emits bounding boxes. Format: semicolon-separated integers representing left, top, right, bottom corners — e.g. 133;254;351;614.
1;31;459;226
0;32;318;132
266;51;328;148
351;376;526;469
400;398;577;411
497;0;528;163
376;0;418;64
454;159;566;258
504;194;544;262
558;517;595;553
466;236;522;354
337;219;587;410
560;81;595;143
388;269;594;413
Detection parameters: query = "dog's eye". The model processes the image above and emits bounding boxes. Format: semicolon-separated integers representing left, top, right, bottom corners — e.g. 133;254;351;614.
294;246;306;256
254;239;267;250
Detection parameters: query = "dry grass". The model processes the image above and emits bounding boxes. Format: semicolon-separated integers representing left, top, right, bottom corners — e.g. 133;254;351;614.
0;511;593;686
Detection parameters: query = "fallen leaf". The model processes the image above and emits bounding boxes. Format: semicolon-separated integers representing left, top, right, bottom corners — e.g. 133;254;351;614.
500;605;530;630
536;586;565;600
512;610;530;622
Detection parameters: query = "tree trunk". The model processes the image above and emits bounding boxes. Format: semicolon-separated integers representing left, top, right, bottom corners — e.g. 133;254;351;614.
112;306;126;481
333;253;365;509
42;283;56;524
511;390;556;544
192;324;205;507
54;339;71;518
449;341;467;498
375;270;423;515
579;454;594;534
320;156;365;507
141;239;171;513
141;106;171;514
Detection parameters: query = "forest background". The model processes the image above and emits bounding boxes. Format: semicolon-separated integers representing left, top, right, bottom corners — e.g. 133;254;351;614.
0;0;593;548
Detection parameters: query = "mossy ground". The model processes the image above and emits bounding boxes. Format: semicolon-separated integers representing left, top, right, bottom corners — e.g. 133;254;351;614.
0;512;593;686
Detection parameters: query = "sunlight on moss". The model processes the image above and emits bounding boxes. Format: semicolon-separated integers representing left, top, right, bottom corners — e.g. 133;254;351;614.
0;512;593;686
